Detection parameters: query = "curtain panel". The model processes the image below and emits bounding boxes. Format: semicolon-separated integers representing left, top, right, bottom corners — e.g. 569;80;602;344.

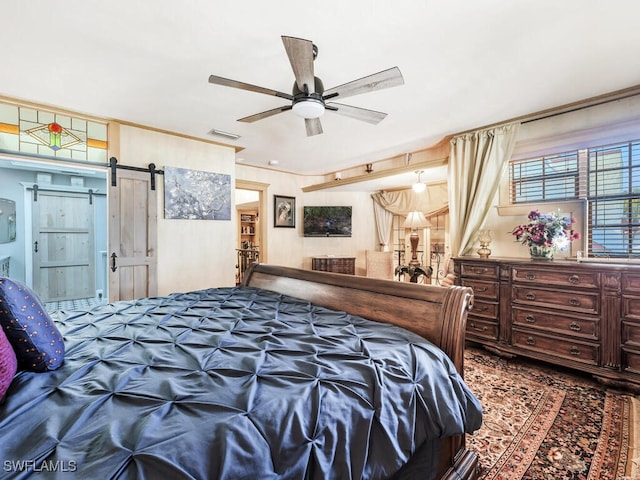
448;123;520;257
371;183;448;250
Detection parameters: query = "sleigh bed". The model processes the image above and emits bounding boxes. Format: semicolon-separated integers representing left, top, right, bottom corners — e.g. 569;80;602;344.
0;263;481;480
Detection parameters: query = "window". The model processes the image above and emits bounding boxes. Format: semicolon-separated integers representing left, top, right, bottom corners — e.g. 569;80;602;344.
510;140;640;259
510;151;580;203
588;141;640;258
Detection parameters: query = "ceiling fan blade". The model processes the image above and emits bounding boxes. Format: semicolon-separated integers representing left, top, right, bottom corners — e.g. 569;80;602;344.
281;36;316;93
209;75;293;101
326;103;388;124
238;105;292;123
323;67;404;101
305;118;323;136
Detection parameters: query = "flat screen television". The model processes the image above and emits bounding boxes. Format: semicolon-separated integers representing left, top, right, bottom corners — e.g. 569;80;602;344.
303;206;352;237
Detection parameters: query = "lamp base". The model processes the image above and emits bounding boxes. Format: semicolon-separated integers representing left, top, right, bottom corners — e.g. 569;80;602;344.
409;231;420;266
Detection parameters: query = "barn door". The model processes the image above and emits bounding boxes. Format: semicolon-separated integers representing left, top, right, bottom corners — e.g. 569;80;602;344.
32;191;95;303
108;168;157;301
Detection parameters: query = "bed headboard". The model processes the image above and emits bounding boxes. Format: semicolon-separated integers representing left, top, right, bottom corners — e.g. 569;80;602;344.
243;263;474;375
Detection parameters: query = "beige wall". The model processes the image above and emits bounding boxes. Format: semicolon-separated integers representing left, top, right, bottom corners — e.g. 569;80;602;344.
118;125;237;294
235;165;379;275
478;95;640;261
301;190;378;276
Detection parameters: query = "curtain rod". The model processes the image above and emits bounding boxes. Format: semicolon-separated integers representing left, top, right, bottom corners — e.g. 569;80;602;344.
456;83;640;135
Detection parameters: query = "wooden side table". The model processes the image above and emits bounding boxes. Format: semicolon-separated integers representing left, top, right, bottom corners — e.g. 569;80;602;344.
311;256;355;275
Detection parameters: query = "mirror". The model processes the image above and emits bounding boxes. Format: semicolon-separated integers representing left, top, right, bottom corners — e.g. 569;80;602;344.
0;198;16;243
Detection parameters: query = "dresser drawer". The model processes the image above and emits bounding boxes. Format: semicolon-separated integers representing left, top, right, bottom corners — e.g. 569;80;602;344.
512;307;599;340
512;285;599;314
512;267;600;289
622;347;640;375
623;274;640;294
460;262;499;279
469;299;499;320
512;328;599;366
622;320;640;347
460;279;499;300
466;318;499;341
623;295;640;321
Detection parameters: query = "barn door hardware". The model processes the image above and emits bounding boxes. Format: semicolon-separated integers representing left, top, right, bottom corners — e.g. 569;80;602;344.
32;184;38;202
88;189;94;205
33;241;38;253
110;252;118;272
109;157;163;191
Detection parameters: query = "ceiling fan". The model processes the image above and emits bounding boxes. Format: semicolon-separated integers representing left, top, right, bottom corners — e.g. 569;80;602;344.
208;35;404;136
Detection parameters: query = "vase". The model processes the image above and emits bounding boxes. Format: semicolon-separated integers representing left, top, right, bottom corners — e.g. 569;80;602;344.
529;245;554;260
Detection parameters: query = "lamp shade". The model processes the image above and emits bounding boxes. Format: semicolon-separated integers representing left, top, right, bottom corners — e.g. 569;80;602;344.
404;211;431;229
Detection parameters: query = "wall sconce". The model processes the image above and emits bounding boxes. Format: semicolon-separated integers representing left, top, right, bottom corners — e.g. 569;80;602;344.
365;163;373;174
412;170;426;193
476;229;493;258
404;211;432;266
335;171;342;181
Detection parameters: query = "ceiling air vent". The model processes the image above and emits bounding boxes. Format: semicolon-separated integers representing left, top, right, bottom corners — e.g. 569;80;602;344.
207;128;241;140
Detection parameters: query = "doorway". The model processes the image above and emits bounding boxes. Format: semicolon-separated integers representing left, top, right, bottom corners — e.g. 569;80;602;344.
235;180;268;283
32;190;96;303
0;157;108;309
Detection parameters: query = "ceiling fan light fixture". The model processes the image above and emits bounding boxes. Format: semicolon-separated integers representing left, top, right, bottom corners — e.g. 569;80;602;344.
292;99;325;119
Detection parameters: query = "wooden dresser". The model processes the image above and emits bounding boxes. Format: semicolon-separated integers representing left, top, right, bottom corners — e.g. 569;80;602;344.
454;257;640;391
311;256;355;275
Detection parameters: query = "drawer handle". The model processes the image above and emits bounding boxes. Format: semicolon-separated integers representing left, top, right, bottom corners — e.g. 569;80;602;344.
525;315;536;323
569;322;581;331
525;292;536;301
469;322;488;333
474;287;488;293
525;273;536;280
476;305;489;312
568;275;580;285
526;336;535;345
471;268;488;274
569;298;581;307
570;346;581;356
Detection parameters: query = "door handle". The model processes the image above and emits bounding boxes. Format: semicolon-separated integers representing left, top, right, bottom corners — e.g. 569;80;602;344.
110;252;118;272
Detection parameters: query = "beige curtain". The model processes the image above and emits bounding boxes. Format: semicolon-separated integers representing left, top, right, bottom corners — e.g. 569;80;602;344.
372;183;447;216
449;123;520;257
372;200;393;251
371;183;448;251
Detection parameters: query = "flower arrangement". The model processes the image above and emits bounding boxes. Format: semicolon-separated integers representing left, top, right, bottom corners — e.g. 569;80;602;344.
512;210;580;251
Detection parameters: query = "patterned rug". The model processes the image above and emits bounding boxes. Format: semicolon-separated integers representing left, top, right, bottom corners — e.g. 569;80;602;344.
464;346;640;479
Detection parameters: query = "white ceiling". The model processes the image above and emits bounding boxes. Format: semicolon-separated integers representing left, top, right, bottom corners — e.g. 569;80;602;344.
2;1;640;181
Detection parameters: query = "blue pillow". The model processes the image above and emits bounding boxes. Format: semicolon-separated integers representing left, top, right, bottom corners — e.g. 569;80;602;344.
0;277;65;372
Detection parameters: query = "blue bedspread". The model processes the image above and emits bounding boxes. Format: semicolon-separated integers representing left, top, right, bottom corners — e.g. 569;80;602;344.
0;286;482;479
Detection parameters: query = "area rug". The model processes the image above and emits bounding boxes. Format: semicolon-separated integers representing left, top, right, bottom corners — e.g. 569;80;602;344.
464;347;640;479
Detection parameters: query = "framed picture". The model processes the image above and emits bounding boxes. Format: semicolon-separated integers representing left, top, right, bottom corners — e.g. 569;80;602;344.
164;166;231;220
274;195;295;228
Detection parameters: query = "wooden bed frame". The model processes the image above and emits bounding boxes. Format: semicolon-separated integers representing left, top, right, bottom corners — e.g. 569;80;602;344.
243;263;478;480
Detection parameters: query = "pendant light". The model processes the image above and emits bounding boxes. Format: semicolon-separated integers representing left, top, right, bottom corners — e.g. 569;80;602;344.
412;170;426;193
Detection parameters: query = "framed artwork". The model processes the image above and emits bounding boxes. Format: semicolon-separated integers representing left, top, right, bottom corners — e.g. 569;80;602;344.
274;195;295;228
164;166;231;220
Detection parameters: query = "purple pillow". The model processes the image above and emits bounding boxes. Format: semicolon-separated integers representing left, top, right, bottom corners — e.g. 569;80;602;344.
0;327;17;401
0;277;65;372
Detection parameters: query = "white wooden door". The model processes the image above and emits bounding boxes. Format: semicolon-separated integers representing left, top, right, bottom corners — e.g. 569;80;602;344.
32;191;95;302
108;168;157;301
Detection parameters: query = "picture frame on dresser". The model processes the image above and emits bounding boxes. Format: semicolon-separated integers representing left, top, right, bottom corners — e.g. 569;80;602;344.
274;195;295;228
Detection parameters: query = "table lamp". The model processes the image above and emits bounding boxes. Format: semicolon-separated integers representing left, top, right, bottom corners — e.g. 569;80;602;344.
405;211;431;267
